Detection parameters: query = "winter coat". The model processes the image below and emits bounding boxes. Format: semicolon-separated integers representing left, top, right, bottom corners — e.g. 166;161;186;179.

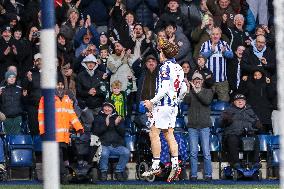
21;67;41;107
0;84;24;117
183;88;214;129
132;58;159;106
155;8;192;38
206;0;240;27
240;76;274;125
220;23;251;52
92;111;125;147
226;55;245;93
174;32;193;64
221;104;261;136
107;54;137;92
76;69;105;109
241;46;276;77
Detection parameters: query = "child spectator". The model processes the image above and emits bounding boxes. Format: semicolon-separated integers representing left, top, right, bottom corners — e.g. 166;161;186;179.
0;70;27;134
109;80;133;118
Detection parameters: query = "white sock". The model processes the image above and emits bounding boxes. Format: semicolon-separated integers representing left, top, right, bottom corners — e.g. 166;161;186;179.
171;156;179;168
152;158;160;169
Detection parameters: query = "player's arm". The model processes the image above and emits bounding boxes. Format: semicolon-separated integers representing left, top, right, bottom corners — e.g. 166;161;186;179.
150;67;171;105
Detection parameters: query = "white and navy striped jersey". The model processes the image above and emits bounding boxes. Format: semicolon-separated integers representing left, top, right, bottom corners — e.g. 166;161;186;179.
200;40;233;82
150;58;185;107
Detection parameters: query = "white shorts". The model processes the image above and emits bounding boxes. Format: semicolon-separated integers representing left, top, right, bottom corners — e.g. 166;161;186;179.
150;106;178;129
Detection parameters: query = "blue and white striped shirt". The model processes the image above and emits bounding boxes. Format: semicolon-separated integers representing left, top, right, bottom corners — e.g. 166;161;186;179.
200;40;233;82
150;58;184;107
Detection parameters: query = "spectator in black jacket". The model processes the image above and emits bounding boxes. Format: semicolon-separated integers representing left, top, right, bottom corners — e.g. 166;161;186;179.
76;54;106;115
0;25;21;80
241;35;276;77
155;0;192;38
239;69;274;133
227;45;246;97
0;70;26;135
92;102;130;181
221;94;262;169
22;53;42;135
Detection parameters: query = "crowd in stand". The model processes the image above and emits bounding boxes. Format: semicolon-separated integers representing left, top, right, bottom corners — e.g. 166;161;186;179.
0;0;277;182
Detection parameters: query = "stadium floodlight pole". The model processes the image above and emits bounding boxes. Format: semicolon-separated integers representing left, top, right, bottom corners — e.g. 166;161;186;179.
274;0;284;188
40;1;60;189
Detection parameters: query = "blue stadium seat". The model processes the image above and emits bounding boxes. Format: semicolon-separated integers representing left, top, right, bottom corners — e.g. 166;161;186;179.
124;132;136;152
6;135;35;180
210;101;230;112
209;134;221;152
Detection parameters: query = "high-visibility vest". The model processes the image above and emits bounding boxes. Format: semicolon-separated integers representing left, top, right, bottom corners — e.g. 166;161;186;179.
38;95;84;143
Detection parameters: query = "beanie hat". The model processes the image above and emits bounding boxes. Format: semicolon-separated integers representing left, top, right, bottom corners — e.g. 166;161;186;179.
102;102;116;111
233;94;246;101
192;72;203;80
158;37;179;58
5;70;16;80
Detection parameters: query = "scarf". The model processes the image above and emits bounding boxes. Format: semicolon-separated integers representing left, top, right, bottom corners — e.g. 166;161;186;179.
252;40;267;59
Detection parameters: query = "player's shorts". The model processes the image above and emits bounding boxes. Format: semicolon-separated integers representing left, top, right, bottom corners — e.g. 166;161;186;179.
150;106;178;129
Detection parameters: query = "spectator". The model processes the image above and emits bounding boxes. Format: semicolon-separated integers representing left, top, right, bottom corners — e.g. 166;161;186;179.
0;25;21;80
38;80;84;183
227;45;246;96
60;59;76;96
0;70;26;135
221;94;262;169
107;41;137;92
22;53;42;136
98;45;110;73
92;102;130;181
200;27;233;102
191;14;230;58
74;15;100;57
253;25;275;50
183;72;213;181
155;0;192;38
76;54;106;115
221;14;251;52
240;69;274;133
206;0;240;27
126;0;159;30
109;1;136;50
164;21;192;65
241;35;276;78
189;54;214;89
57;33;75;64
60;8;81;41
74;44;97;74
181;61;191;82
55;0;80;26
131;23;155;62
109;80;133;118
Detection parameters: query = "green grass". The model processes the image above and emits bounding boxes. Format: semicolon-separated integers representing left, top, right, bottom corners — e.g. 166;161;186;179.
0;185;279;189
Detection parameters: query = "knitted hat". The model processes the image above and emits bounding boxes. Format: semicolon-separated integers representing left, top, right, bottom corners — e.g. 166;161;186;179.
158;37;179;58
233;94;246;101
5;70;16;80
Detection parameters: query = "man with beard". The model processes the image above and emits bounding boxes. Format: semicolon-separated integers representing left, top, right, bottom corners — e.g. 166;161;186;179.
107;41;136;92
38;79;84;184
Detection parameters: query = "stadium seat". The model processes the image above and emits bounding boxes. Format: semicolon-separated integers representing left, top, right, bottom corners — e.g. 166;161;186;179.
6;135;35;180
